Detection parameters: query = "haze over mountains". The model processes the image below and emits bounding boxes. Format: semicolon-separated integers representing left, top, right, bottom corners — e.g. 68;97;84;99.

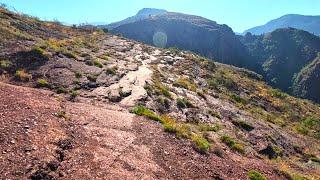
104;8;320;103
243;14;320;35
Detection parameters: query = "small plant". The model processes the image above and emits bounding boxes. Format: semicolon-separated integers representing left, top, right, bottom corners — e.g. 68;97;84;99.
130;106;162;122
70;90;79;99
191;134;211;153
93;60;103;68
198;123;221;132
221;135;244;153
106;67;117;75
75;71;83;78
0;60;12;70
87;74;98;82
248;170;266;180
176;98;194;109
56;111;70;120
232;120;254;131
62;50;77;59
37;78;49;88
269;88;287;99
15;70;32;82
230;94;247;104
56;87;68;94
173;77;197;91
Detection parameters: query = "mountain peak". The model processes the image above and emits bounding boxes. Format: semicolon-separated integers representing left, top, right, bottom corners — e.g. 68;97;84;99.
136;8;167;16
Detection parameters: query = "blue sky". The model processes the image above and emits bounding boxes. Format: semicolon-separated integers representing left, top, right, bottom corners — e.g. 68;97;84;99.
1;0;319;32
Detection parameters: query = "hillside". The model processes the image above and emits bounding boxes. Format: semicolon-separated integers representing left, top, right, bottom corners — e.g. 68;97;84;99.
0;7;320;179
110;11;251;67
244;14;320;35
242;28;320;101
293;55;320;102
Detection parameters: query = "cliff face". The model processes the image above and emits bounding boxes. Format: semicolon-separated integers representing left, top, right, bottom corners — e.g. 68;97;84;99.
242;28;320;96
112;12;251;67
293;56;320;102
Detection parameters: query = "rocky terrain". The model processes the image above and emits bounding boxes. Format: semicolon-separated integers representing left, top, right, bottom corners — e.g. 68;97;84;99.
0;7;320;179
107;9;320;103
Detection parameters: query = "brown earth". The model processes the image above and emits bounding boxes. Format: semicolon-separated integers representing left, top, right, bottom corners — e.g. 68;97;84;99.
0;82;284;179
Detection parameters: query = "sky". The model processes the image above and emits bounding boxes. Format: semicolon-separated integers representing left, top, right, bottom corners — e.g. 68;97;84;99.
1;0;320;33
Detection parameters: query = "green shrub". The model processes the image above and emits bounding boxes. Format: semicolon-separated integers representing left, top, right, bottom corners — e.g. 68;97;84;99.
15;70;32;82
87;74;98;82
0;60;12;69
106;67;117;75
70;90;79;98
230;94;247;104
56;87;68;94
75;71;83;78
191;134;211;153
62;50;77;59
232;120;254;131
198;123;221;132
176;98;194;109
93;60;103;68
130;106;162;122
248;170;266;180
221;135;244;153
173;77;197;91
37;78;49;87
269;88;287;99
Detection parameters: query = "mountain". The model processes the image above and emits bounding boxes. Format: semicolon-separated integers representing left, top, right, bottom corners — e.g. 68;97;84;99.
100;8;167;30
241;28;320;101
293;55;320;102
244;14;320;35
0;7;320;179
110;11;250;67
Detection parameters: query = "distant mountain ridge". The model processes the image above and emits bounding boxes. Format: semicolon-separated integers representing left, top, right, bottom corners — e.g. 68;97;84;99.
100;8;167;30
244;14;320;35
110;11;250;67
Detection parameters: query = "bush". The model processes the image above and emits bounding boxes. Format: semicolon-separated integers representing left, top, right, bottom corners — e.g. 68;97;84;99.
15;70;32;82
75;71;83;78
93;60;103;68
232;120;254;131
0;60;12;70
191;134;211;153
248;170;266;180
221;135;244;153
198;123;221;132
176;98;194;109
230;94;247;104
37;78;49;87
56;87;68;94
130;106;162;122
87;74;98;82
173;77;197;91
106;67;117;75
70;90;79;98
269;89;287;99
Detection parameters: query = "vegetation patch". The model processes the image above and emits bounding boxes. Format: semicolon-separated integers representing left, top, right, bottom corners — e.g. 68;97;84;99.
131;106;212;153
37;78;49;88
173;77;197;91
15;70;32;82
176;98;194;109
293;117;320;139
221;135;244;153
106;67;117;75
93;60;103;68
232;120;254;131
247;170;266;180
0;60;12;70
